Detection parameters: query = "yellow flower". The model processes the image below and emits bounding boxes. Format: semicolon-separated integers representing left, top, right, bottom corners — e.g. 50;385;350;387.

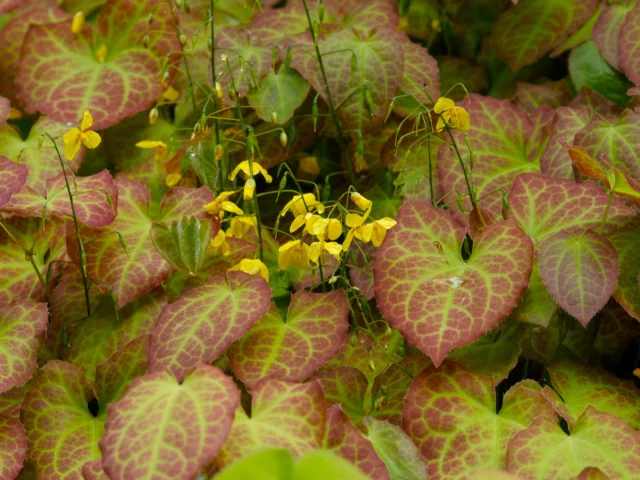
209;230;231;256
290;212;316;234
343;217;396;251
297;156;320;180
228;258;269;282
203;190;244;220
226;215;257;239
229;160;273;183
135;140;167;164
243;178;256;200
309;240;342;265
165;173;181;187
351;192;372;211
96;44;107;63
307;216;342;241
434;97;470;132
63;109;101;160
162;86;180;103
278;240;310;270
281;193;325;217
71;11;84;34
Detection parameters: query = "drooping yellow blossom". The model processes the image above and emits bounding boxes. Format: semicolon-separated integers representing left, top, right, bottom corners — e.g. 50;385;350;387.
71;11;84;34
343;218;396;251
434;97;470;132
162;86;180;103
228;258;269;282
351;192;372;211
309;240;342;265
243;178;256;200
203;190;244;220
96;44;107;63
278;240;310;271
297;156;320;180
166;173;182;187
281;193;325;217
229;160;273;183
307;216;342;241
209;229;231;256
226;215;257;239
135;140;167;164
63;109;101;160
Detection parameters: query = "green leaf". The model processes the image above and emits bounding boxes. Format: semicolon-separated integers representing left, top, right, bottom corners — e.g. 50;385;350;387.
294;449;371;480
100;364;239;479
511;260;558;328
247;65;311;125
213;448;294;480
314;366;369;423
150;217;212;275
607;219;640;320
569;41;632;107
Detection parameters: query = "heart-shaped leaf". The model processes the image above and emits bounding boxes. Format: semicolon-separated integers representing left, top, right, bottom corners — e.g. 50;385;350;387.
314;366;369;423
513;81;572;114
150;217;212;276
506;408;640;479
100;364;239;480
619;4;640;89
0;155;27;208
607;219;640;320
228;289;349;388
215;379;326;468
149;271;271;382
511;260;558;328
403;362;556;477
21;360;105;479
393;39;439;117
374;202;533;366
0;415;27;480
593;2;636;71
539;229;619;326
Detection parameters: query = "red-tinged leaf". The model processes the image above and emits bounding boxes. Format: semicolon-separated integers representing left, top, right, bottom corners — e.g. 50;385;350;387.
65;290;164;381
547;360;640;430
593;2;636;71
513;81;572;114
492;0;599;71
0;415;27;480
326;0;399;31
438;56;487;101
512;260;558;328
0;302;48;394
506;408;640;479
591;300;640;366
100;364;238;479
374;202;533;366
228;290;349;388
0;0;23;14
567;144;610;182
215;379;326;468
507;173;635;242
607;220;640;320
21;361;104;479
0;382;30;420
17;0;178;129
403;362;556;477
324;405;390;479
574;110;640;182
0;117;81;196
0;216;66;307
540;229;619;326
393;40;440;117
0;97;8;126
5;170;118;228
619;4;640;89
438;95;540;219
149;271;271;382
314;366;369;423
570;87;624;117
289;26;403;134
573;467;611;480
364;417;428;480
0;155;27;208
82;460;107;480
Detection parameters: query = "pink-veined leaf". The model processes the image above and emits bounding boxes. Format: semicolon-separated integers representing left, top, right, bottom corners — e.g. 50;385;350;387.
374;202;533;366
619;3;640;89
507;173;635;242
607;219;640;320
591;299;640;367
593;2;636;71
228;290;348;388
82;460;108;480
323;405;390;480
0;302;48;394
17;0;179;128
491;0;599;71
547;360;640;430
570;86;623;117
512;80;572;114
0;415;27;480
506;408;640;479
0;0;24;14
0;155;27;208
539;229;619;326
404;362;556;477
149;271;271;382
100;364;238;480
313;366;369;423
215;379;326;468
21;361;104;479
511;260;558;328
393;39;439;117
0;382;30;421
0;97;8;127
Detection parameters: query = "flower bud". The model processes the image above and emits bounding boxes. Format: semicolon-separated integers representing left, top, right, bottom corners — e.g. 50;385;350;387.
160;71;170;87
220;53;228;63
368;359;376;372
279;131;288;148
215;81;223;99
147;13;153;24
271;110;278;124
215;144;224;160
71;11;84;34
143;35;150;48
179;33;187;47
149;107;159;125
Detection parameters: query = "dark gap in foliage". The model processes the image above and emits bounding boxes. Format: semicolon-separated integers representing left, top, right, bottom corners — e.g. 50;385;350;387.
558;417;570;436
87;397;100;418
461;235;473;261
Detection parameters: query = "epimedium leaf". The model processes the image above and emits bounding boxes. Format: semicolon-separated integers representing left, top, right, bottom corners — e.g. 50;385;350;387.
403;362;556;477
619;3;640;90
507;173;635;242
0;97;8;127
512;260;558;328
592;1;636;71
0;414;26;480
21;360;105;479
0;382;30;421
293;449;372;480
313;366;369;423
607;220;640;320
247;64;311;125
228;289;349;389
100;364;239;480
215;379;326;468
150;217;212;276
373;202;533;366
513;80;572;114
363;417;428;480
547;360;640;430
149;271;271;382
17;0;179;129
323;405;390;480
0;302;48;394
393;39;440;117
0;155;27;208
491;0;599;71
506;407;640;479
81;459;108;480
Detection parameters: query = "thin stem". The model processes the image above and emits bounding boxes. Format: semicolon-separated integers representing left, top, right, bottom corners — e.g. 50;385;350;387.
167;0;198;112
427;134;435;206
209;1;224;194
301;0;356;186
443;120;476;207
598;189;614;234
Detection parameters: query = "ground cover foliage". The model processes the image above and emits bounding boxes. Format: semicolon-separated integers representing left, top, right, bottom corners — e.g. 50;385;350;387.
0;0;640;478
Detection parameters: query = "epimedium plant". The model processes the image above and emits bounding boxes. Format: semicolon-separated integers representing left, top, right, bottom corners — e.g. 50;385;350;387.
0;0;639;478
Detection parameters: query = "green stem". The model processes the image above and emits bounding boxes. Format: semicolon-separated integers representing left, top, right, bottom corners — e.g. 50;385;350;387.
427;133;435;206
167;0;197;112
443;120;476;207
598;189;614;234
209;1;224;194
301;0;356;186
